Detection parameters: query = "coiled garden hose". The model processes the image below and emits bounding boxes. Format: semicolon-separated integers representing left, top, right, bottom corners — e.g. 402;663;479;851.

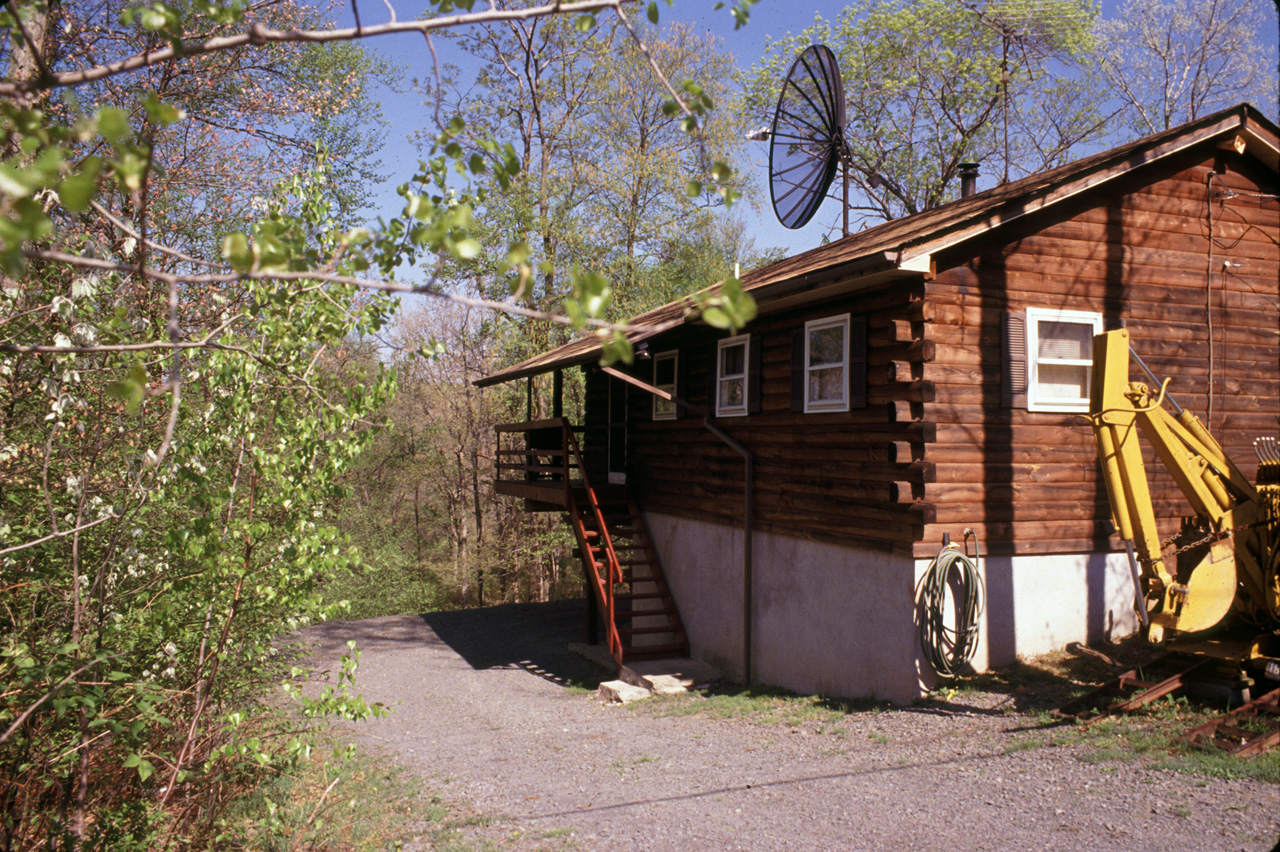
917;537;985;678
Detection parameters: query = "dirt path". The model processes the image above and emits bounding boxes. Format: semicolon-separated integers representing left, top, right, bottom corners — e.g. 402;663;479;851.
298;600;1280;852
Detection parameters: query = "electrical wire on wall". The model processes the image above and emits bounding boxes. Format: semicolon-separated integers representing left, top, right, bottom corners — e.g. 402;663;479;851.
1205;171;1223;430
917;530;986;679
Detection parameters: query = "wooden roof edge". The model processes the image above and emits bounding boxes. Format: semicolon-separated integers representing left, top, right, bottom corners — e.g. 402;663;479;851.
898;104;1265;267
472;311;693;387
475;105;1276;389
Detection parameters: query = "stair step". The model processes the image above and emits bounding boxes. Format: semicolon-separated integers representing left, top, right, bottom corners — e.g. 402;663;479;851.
619;625;680;637
614;592;668;601
613;608;677;621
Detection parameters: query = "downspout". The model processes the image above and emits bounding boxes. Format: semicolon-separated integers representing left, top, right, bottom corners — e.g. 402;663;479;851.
600;366;756;684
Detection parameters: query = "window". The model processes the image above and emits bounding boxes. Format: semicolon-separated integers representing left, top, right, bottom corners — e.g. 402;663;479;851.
1024;308;1103;413
652;350;678;420
716;335;749;417
804;314;850;412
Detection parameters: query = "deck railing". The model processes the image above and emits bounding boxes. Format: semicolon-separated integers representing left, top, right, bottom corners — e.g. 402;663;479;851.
493;418;625;665
493;418;576;506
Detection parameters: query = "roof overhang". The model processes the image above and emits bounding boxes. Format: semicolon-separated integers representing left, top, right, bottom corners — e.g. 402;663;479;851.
476;104;1278;389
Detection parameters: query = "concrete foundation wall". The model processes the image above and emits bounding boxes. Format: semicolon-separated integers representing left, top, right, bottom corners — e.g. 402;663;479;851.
645;513;920;704
646;512;1139;704
955;550;1140;671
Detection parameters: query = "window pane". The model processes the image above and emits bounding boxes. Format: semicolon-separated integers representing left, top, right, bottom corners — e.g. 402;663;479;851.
809;325;844;366
808;366;845;402
655;395;676;417
655;356;676;385
721;343;745;375
719;377;744;409
1038;321;1092;360
1037;363;1088;400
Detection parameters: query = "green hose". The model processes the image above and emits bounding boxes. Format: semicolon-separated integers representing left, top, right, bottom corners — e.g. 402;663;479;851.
917;541;985;679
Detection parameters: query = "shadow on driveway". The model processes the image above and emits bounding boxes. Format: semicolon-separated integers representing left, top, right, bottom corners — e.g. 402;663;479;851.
420;598;607;686
294;598;610;690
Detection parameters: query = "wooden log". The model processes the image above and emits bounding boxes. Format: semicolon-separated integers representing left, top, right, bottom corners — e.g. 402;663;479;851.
868;381;936;404
889;441;921;463
869;319;920;345
867;339;935;366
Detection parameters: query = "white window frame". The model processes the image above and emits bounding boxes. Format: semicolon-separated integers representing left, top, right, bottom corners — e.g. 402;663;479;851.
1025;308;1103;413
715;334;750;418
804;313;851;413
652;350;678;421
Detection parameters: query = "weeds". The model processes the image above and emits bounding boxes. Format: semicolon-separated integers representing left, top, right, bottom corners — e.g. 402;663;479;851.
636;683;890;730
218;734;421;852
1044;695;1280;783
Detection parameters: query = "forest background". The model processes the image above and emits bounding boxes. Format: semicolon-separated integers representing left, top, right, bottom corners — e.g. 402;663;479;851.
0;0;1276;848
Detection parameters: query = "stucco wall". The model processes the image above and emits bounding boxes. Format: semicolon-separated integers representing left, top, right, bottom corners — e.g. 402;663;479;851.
647;512;1139;704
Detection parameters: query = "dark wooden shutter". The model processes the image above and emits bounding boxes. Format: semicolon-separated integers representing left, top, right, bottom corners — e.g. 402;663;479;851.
790;328;805;412
849;315;867;409
707;345;719;417
1002;311;1028;409
748;334;763;414
675;349;688;419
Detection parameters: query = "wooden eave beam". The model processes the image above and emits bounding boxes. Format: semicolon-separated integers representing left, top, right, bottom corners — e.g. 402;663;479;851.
749;252;904;316
1240;123;1280;172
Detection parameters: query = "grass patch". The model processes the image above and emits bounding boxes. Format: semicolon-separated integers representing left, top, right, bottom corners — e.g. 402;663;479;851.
636;683;890;729
1047;696;1280;783
218;731;534;852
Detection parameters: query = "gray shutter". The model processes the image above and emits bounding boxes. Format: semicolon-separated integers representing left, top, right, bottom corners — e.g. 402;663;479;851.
790;329;805;412
849;315;867;409
748;334;763;414
1002;311;1028;409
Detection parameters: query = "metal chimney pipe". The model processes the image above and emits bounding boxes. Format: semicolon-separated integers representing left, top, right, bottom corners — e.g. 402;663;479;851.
959;162;979;198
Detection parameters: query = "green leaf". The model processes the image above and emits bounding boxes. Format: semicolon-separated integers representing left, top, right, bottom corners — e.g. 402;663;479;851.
59;168;100;212
453;239;481;260
143;94;184;127
221;233;252;272
701;305;730;328
97;108;131;145
574;13;595;32
647;2;659;23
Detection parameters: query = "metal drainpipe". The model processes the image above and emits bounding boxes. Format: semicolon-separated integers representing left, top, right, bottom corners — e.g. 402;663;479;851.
600;367;756;684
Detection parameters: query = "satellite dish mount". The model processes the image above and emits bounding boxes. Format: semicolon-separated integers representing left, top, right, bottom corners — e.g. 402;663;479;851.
767;44;853;236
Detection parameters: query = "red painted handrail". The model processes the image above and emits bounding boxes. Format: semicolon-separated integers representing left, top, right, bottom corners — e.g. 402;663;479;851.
491;418;626;667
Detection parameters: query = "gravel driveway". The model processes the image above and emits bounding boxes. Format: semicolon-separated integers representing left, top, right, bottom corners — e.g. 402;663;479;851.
299;599;1280;852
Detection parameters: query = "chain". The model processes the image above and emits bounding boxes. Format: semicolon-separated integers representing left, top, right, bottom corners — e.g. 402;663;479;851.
1159;517;1278;558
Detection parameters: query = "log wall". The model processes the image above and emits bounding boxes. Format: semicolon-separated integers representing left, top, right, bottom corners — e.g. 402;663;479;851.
586;282;933;555
919;148;1279;557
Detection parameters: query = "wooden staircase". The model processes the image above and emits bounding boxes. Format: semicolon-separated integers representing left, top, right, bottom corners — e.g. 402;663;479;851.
492;417;688;668
568;484;688;666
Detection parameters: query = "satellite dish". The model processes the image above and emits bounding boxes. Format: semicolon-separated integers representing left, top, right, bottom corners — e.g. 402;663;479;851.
768;44;850;232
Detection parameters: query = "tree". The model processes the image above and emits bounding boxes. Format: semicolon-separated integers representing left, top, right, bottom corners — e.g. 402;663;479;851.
1098;0;1278;135
0;0;756;843
425;12;759;367
741;0;1107;227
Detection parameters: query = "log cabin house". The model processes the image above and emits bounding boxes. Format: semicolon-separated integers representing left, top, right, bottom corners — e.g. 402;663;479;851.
475;104;1280;703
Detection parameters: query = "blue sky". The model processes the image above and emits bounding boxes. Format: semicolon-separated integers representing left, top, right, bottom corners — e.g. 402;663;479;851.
335;0;1280;281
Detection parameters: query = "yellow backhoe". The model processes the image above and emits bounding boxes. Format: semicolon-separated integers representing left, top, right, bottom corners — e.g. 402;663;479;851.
1089;329;1280;678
